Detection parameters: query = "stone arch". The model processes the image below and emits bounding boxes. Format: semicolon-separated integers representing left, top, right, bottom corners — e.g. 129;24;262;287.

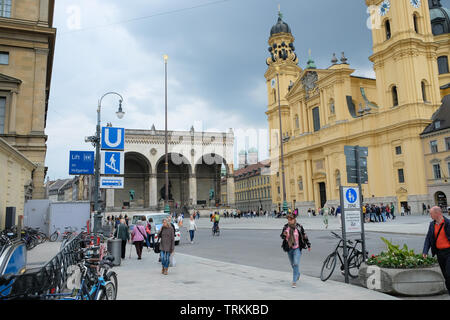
195;153;229;207
155;153;192;209
115;151;152;208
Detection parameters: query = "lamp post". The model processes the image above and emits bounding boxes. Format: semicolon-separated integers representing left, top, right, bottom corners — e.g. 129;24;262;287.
275;66;288;214
93;92;124;233
163;54;170;214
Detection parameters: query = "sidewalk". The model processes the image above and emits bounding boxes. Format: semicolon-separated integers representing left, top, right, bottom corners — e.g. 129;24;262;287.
24;215;444;300
193;214;432;235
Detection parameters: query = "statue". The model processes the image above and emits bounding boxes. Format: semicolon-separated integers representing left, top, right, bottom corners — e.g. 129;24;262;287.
160;181;174;201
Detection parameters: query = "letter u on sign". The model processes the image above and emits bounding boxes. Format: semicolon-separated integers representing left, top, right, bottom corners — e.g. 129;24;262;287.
101;127;125;150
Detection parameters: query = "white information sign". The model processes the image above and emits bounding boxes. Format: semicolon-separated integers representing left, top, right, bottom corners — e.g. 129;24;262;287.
344;210;362;233
100;176;124;189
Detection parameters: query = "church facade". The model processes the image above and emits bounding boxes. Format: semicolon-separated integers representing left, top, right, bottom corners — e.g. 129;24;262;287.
266;0;450;214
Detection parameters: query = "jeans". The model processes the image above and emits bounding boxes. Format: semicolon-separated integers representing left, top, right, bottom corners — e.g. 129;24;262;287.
149;234;155;247
287;248;302;283
189;230;195;242
161;251;171;268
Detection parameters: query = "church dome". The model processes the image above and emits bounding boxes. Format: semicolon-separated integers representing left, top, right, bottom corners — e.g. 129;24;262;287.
429;0;450;35
270;15;291;36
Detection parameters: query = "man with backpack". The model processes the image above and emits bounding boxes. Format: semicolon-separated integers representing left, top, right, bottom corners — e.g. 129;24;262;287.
213;212;220;234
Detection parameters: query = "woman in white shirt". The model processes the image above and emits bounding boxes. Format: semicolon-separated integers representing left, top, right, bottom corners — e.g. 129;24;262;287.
188;215;197;244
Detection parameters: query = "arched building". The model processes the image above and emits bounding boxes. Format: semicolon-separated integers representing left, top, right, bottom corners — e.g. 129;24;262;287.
105;126;235;212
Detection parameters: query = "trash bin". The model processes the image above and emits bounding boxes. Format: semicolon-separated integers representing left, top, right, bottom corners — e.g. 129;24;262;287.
107;238;122;266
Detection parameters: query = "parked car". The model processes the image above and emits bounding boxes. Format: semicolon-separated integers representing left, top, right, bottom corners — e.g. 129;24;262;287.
130;212;181;245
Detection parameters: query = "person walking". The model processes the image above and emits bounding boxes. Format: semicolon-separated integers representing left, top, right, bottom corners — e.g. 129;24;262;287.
422;206;450;295
131;218;147;260
188;215;197;244
147;217;156;249
114;219;129;260
158;219;175;275
323;206;329;229
280;214;311;288
390;202;396;220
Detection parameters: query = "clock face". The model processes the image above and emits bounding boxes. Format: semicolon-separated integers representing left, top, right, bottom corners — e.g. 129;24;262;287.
379;0;390;16
410;0;421;8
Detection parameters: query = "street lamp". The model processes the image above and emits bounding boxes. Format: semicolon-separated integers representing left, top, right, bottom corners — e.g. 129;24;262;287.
93;92;125;233
163;54;170;214
275;65;288;214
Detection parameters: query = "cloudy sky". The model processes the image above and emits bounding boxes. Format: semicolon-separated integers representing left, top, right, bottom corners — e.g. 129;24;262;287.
45;0;449;180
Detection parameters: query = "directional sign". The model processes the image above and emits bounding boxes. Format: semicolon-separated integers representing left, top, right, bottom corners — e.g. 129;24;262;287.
100;176;124;189
345;146;368;184
100;151;124;175
101;127;125;150
343;186;360;209
69;151;94;175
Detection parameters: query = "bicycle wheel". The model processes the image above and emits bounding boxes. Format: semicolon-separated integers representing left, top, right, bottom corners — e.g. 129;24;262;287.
320;252;337;281
347;251;364;278
96;281;116;300
25;237;37;250
105;271;118;300
49;231;58;242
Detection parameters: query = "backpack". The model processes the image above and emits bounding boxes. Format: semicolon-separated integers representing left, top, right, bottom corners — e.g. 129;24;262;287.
146;223;151;234
214;214;220;222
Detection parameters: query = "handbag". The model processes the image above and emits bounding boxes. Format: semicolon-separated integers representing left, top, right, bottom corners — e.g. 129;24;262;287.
153;239;161;253
281;239;290;252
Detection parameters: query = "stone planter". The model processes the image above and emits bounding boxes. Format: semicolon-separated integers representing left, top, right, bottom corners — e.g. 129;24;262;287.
359;263;446;296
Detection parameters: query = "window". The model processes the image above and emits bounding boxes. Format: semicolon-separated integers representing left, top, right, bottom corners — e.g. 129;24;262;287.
392;86;399;107
312;107;320;132
433;164;442;180
277;186;280;194
385;20;391;40
395;146;402;155
421;81;427;102
413;14;419;33
446;137;450;151
430;140;438;153
0;97;5;133
435;121;441;130
0;0;11;18
0;52;8;65
438;56;449;75
398;169;405;183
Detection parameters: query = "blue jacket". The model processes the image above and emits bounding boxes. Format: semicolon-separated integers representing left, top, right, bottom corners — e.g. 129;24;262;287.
423;216;450;256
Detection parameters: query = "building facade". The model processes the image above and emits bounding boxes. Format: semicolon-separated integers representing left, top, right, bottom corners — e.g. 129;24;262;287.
421;95;450;210
0;137;35;229
105;126;235;212
266;0;449;214
0;0;56;200
234;160;272;212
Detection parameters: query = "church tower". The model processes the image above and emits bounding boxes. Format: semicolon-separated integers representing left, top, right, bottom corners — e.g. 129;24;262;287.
366;0;441;110
264;10;302;157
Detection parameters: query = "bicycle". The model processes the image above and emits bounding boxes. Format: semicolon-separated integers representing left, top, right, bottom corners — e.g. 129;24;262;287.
320;231;368;282
212;223;220;236
49;225;61;242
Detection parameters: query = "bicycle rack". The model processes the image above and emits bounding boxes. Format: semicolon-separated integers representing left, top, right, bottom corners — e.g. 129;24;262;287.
1;233;86;299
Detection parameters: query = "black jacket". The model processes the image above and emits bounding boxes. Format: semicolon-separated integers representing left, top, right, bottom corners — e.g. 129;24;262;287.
280;223;311;250
423;216;450;256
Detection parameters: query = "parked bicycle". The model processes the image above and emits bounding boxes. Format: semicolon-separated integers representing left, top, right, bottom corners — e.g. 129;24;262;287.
320;231;368;281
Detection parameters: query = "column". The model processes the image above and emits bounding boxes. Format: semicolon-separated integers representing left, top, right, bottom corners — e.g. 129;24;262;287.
189;174;197;206
8;90;17;133
149;174;157;208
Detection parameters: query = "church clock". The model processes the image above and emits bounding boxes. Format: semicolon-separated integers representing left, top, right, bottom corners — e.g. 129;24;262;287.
379;0;391;16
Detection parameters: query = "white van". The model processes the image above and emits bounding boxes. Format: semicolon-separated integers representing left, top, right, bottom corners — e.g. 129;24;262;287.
130;212;181;245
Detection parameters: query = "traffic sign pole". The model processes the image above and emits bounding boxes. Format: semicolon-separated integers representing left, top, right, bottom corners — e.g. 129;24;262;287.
355;146;367;262
339;186;350;284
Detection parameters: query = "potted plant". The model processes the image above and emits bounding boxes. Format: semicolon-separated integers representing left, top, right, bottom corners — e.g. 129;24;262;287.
359;237;446;296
